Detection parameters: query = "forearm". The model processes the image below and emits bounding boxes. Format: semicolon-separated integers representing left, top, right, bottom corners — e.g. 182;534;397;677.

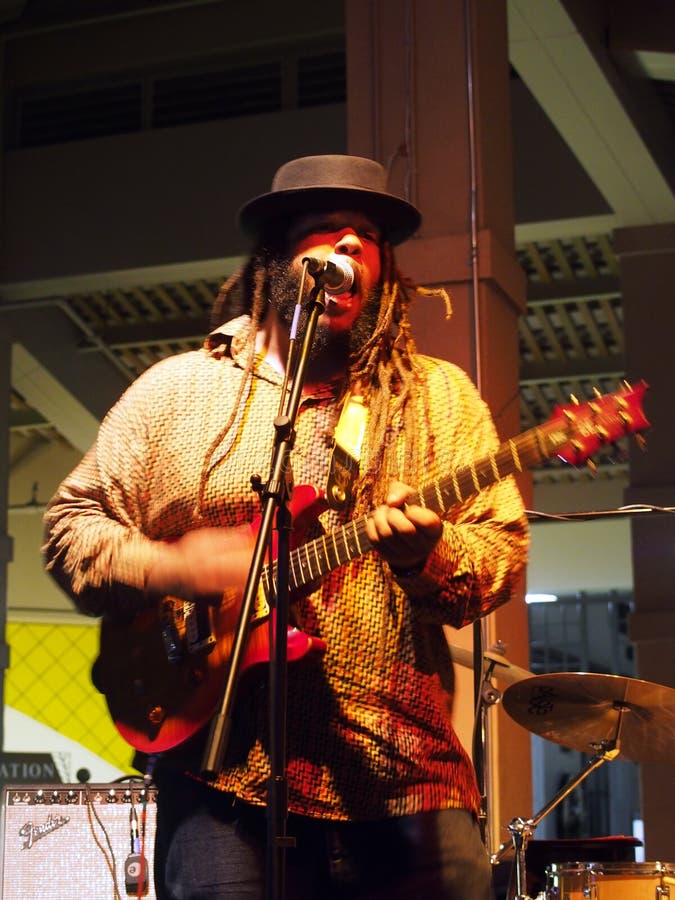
44;454;254;617
43;450;164;617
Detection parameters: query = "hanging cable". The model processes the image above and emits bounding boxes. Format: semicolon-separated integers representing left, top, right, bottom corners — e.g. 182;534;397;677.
463;0;493;856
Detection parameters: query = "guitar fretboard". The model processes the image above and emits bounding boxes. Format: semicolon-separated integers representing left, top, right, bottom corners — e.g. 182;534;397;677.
262;419;570;594
259;380;648;595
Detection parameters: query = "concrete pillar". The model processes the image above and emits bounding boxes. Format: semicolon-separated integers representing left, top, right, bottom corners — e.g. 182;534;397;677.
616;223;675;860
346;0;531;852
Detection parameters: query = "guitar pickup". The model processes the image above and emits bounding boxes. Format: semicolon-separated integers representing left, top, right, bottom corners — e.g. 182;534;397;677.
160;598;184;663
185;601;216;655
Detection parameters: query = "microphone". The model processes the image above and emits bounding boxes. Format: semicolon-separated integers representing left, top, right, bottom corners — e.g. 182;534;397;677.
303;254;355;295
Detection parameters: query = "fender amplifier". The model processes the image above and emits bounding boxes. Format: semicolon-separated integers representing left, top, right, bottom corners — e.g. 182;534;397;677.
0;783;157;899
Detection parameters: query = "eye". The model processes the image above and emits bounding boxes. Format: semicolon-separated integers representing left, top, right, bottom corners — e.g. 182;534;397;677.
357;223;380;242
313;221;336;234
288;218;334;243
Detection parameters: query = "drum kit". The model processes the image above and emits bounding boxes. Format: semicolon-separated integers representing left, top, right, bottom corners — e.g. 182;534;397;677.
451;644;675;899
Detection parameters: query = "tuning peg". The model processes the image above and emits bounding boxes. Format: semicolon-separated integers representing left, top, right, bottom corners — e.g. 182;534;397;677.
592;386;602;398
586;458;597;476
617;410;633;432
634;434;648;451
570;439;584;460
569;393;580;405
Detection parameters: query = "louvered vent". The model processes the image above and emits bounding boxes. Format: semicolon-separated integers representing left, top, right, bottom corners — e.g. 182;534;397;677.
10;83;142;149
298;51;346;107
7;47;346;150
153;62;282;128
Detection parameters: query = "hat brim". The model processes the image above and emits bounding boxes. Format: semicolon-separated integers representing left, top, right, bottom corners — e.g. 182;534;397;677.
238;186;421;246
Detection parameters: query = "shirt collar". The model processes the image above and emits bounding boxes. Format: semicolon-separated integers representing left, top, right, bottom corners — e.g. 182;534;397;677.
204;315;341;401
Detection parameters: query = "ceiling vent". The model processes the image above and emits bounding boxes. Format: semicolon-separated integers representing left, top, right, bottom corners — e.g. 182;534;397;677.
7;48;346;149
9;82;142;148
153;61;282;128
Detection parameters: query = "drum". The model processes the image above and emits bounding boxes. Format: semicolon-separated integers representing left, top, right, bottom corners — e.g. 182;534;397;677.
545;860;675;898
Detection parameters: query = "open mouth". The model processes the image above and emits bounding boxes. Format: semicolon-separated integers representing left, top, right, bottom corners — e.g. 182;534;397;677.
324;293;355;314
324;276;359;308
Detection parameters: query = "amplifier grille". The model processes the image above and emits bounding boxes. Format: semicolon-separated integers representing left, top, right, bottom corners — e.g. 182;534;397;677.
0;783;157;899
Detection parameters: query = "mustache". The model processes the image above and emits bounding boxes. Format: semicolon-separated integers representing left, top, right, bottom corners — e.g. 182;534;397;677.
262;253;381;364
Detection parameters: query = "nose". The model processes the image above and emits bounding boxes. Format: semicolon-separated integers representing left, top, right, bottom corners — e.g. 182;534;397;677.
334;231;362;257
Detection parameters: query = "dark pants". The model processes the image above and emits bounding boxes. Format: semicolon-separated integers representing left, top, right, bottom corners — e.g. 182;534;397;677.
153;774;495;900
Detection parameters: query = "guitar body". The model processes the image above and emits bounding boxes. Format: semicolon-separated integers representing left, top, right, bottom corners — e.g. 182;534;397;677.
94;484;328;754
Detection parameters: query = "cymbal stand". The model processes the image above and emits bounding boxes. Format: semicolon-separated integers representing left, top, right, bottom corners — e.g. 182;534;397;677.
474;649;504;851
491;741;621;900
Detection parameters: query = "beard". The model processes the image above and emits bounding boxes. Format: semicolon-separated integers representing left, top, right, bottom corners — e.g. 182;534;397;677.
265;254;382;379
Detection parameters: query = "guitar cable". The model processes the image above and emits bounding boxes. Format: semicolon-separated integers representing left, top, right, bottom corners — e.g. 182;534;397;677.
125;786;151;898
125;802;147;898
83;782;122;900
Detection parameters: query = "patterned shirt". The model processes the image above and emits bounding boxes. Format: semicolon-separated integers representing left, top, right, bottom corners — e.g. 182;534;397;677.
44;316;528;821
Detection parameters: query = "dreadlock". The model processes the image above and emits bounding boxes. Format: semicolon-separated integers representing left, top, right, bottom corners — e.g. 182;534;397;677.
348;243;452;512
196;255;269;514
205;240;452;513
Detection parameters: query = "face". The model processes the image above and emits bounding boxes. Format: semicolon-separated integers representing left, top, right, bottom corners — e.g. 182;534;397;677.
261;210;384;376
286;210;383;334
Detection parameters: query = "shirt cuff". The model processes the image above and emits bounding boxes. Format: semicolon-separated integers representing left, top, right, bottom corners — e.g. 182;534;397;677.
389;559;427;580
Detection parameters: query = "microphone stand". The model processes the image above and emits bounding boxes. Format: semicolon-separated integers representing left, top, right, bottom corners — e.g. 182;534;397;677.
472;622;488;846
201;262;328;900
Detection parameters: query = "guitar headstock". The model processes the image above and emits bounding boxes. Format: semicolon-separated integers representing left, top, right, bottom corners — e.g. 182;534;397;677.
549;381;650;467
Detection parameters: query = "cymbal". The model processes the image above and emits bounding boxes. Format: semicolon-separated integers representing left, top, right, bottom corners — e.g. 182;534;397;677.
448;643;533;686
502;672;675;764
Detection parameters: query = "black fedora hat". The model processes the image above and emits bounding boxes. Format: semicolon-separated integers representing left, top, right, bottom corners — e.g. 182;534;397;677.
238;155;421;246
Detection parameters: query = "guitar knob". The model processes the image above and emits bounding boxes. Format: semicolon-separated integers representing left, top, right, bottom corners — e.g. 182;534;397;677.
330;484;347;505
189;668;205;686
147;705;165;725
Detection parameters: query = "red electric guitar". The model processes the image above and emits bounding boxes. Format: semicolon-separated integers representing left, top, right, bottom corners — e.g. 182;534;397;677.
95;381;650;754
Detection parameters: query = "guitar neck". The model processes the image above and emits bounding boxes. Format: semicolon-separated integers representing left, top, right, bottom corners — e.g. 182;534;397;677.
274;415;572;594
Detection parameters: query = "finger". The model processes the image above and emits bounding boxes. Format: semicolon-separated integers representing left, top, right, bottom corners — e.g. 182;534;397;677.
402;504;443;531
366;505;416;543
366;505;393;542
385;480;414;507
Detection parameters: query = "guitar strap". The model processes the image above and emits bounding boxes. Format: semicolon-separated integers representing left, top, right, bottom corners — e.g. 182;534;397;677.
326;391;368;509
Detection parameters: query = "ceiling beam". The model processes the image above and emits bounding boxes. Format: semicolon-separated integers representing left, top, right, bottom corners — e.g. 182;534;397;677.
515;215;617;244
526;275;620;303
520;357;626;383
11;344;99;453
4;303;130;431
508;0;675;225
78;316;211;352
